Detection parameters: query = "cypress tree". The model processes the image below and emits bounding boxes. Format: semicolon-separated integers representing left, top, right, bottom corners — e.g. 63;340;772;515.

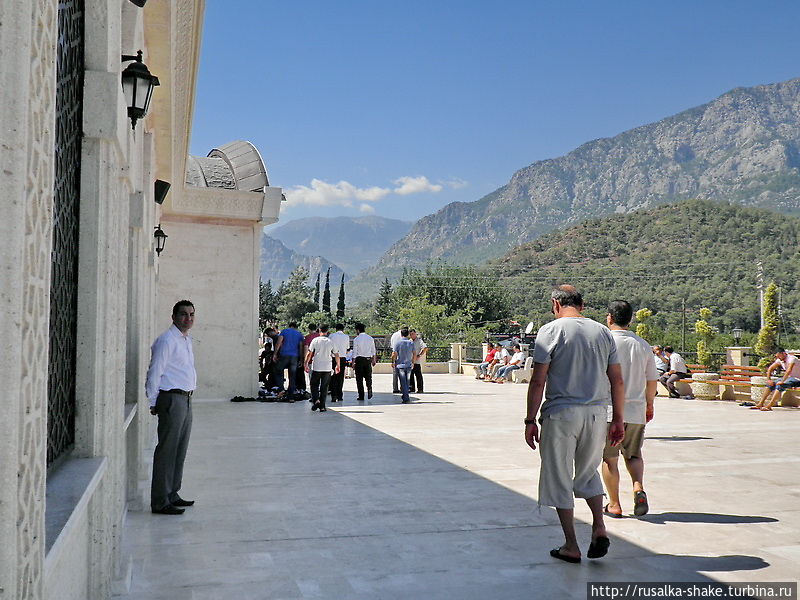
336;273;346;318
313;272;320;307
322;267;331;314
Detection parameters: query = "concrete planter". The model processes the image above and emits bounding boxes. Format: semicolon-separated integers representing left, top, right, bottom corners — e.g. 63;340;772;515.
750;376;769;403
690;372;720;400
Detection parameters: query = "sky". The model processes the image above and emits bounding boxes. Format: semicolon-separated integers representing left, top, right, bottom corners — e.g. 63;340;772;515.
189;1;800;228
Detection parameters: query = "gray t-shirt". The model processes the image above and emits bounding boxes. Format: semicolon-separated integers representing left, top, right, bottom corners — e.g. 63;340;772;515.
532;317;619;416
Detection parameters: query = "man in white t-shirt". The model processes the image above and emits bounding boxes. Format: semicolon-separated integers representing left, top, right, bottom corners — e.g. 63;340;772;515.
525;285;625;564
486;345;510;380
753;349;800;411
304;324;340;413
493;344;526;382
659;346;689;398
601;300;658;518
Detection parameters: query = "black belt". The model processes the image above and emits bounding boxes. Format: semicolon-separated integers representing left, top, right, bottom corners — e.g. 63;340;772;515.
163;388;193;398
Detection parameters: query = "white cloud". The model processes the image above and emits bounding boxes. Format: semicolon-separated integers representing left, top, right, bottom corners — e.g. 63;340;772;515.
443;177;468;189
284;179;391;207
284;174;455;210
393;175;443;196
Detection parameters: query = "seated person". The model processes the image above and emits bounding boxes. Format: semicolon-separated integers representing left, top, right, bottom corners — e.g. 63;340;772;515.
652;345;669;376
493;344;526;383
475;343;497;379
486;345;510;380
753;349;800;411
659;346;689;398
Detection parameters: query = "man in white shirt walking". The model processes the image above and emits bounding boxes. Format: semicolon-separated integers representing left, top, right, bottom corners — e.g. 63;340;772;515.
601;300;658;518
352;322;377;401
328;323;350;403
305;324;340;413
145;300;198;515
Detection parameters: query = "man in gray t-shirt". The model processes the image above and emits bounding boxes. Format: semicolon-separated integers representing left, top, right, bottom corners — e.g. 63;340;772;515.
525;285;625;564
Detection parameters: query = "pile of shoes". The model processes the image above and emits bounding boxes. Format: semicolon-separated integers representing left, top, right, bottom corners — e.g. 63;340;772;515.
230;396;259;402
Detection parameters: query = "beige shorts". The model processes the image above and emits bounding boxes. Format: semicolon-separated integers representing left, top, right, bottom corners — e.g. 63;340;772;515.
603;423;645;461
538;405;607;509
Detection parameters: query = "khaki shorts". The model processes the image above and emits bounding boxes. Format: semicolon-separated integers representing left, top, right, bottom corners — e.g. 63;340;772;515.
603;423;645;461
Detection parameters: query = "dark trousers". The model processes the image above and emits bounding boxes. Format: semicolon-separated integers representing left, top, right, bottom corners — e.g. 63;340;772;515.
354;356;373;399
151;391;193;510
310;370;331;408
660;372;688;397
409;363;424;392
330;357;345;400
277;355;299;394
295;358;307;391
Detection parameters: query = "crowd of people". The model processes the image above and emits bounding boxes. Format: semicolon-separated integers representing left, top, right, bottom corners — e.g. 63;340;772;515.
258;322;429;409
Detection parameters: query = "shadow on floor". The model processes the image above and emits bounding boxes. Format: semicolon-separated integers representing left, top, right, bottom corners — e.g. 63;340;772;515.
645;436;713;441
639;512;778;525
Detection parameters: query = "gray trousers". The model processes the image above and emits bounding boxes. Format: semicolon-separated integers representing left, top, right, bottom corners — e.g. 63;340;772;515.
151;390;193;510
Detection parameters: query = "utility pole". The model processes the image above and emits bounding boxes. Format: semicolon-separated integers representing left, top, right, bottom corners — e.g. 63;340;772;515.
681;297;686;353
757;261;764;330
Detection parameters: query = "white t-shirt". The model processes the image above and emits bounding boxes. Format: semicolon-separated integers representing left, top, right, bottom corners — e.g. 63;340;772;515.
509;351;526;365
329;331;350;357
776;354;800;378
412;337;427;364
609;330;659;424
498;347;510;363
668;352;688;373
308;336;336;372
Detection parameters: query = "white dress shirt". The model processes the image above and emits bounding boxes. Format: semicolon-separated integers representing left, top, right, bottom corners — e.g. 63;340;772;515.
352;332;377;358
329;330;350;358
145;324;197;405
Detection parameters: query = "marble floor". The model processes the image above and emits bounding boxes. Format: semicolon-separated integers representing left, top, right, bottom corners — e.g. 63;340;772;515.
117;374;800;600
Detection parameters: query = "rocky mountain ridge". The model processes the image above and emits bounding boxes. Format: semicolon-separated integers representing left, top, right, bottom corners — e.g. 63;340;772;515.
351;77;800;300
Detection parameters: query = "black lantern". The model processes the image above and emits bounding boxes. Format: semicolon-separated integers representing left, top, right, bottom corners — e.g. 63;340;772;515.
732;328;743;344
121;50;160;130
154;224;168;256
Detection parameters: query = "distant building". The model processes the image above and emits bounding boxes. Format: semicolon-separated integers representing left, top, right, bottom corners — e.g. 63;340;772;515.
0;2;281;598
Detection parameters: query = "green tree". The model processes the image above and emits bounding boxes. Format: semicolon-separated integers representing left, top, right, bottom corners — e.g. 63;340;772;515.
635;308;653;341
313;272;320;308
336;273;346;319
374;278;393;324
322;267;331;314
276;267;317;324
391;296;467;347
755;283;780;372
694;307;714;367
259;279;278;328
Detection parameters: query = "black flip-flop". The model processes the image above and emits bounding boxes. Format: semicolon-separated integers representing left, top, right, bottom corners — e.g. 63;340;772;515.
550;548;581;564
587;536;610;559
633;491;649;517
604;504;623;518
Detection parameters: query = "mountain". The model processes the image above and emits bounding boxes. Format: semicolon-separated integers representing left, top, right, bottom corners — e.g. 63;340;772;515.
353;78;800;299
260;235;345;286
495;199;800;332
266;216;412;275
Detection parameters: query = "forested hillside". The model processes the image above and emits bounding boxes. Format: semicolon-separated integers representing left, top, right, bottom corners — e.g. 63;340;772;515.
494;200;800;333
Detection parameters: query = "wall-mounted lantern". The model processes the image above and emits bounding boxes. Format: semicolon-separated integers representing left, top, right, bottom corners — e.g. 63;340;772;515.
121;50;160;130
154;224;168;256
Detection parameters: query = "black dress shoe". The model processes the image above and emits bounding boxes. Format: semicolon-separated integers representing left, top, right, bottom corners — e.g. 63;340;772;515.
172;497;195;507
357;397;365;402
152;504;185;515
367;390;373;399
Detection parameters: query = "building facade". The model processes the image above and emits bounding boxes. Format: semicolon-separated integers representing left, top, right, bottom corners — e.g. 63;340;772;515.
0;2;280;598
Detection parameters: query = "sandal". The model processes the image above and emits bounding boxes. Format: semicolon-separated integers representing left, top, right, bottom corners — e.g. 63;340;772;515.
549;548;580;563
587;536;610;559
603;504;623;518
633;491;649;517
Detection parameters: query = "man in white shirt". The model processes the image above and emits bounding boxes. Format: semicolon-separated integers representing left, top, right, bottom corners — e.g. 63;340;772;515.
328;323;350;403
601;301;658;518
305;324;340;412
352;322;377;401
754;349;800;411
659;346;689;398
409;329;428;393
145;300;198;515
493;344;526;382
